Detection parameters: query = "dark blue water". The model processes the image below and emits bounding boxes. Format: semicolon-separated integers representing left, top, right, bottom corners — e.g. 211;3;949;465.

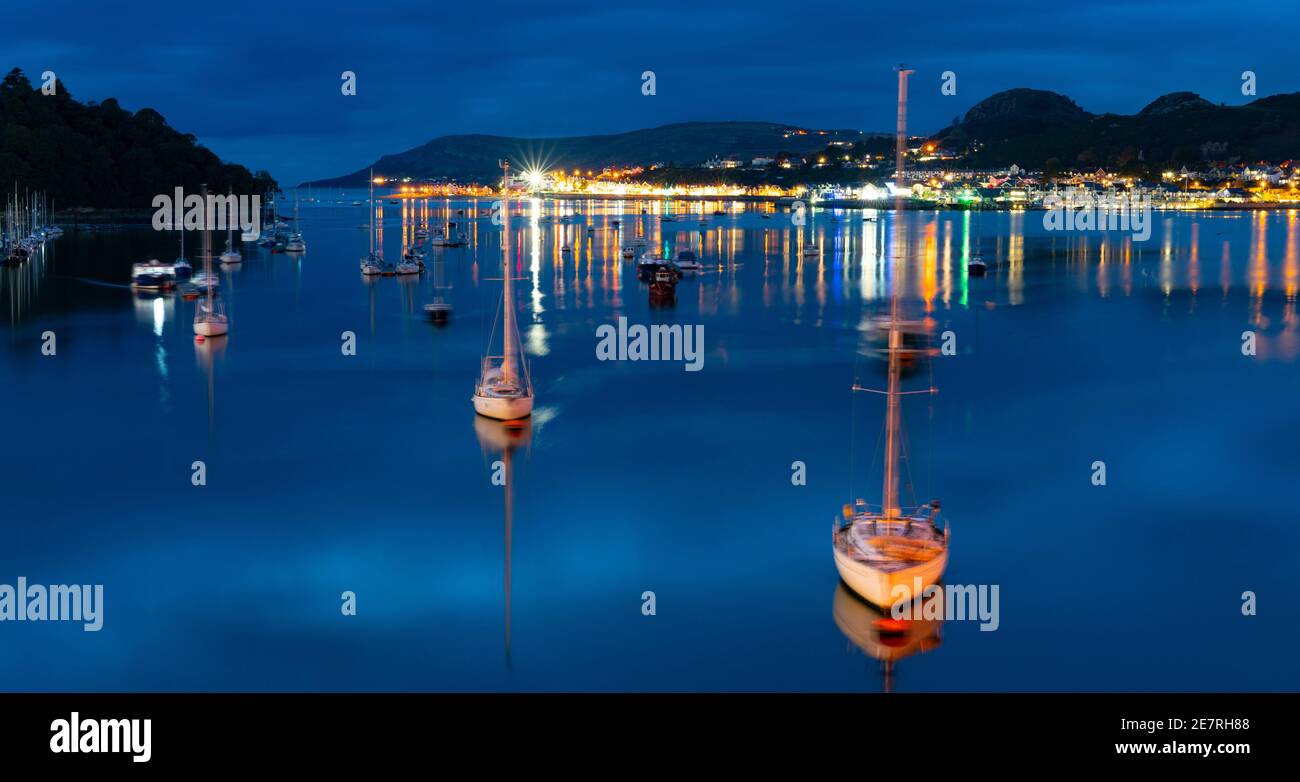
2;197;1297;691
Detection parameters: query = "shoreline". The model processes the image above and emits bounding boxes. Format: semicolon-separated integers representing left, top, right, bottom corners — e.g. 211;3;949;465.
49;198;1300;226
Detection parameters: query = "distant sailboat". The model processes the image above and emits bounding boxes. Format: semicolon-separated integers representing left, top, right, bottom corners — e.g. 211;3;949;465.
967;209;986;276
424;246;453;324
193;184;229;337
360;169;383;276
472;160;533;420
833;293;947;608
173;224;192;279
220;187;242;265
284;191;306;253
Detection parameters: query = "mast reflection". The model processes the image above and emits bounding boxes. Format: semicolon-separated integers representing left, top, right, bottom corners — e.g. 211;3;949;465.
474;415;532;668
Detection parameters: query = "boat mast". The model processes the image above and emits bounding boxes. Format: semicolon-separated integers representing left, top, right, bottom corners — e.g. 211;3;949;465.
202;184;213;311
500;159;518;384
882;293;902;518
369;168;375;258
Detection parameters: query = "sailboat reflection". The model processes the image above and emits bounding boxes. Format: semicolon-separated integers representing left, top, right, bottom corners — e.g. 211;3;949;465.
473;415;532;667
832;581;943;693
194;331;226;442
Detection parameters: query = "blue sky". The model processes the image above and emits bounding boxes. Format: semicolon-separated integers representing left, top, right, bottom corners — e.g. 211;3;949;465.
3;0;1294;185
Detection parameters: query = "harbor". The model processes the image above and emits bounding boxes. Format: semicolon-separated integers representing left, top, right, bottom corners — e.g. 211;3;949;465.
2;196;1298;690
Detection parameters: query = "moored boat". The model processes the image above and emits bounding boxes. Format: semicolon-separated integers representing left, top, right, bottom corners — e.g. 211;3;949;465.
833;295;947;609
472;160;534;421
131;260;177;291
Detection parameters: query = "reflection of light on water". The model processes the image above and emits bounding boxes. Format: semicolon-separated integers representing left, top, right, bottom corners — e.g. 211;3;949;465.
526;323;549;356
530;220;545;318
1007;211;1023;305
153;296;165;337
530;405;558;432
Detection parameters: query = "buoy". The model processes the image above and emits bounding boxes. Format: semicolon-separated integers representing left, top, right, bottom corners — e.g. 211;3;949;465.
195;335;205;343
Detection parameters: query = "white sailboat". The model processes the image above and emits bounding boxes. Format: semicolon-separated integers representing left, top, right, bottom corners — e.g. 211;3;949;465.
193;184;229;337
220;187;242;265
173;226;192;279
424;246;453;324
360;169;383;276
284;191;306;253
472;160;533;421
833;294;947;608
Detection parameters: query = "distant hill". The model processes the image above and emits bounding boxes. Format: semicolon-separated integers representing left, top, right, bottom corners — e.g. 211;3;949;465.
304;122;881;186
0;68;277;209
933;87;1300;169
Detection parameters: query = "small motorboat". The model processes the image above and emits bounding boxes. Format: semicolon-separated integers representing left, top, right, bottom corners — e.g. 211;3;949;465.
649;268;678;302
191;271;220;295
638;258;682;284
131;260;176;291
967;255;987;277
636;252;669;278
284;233;306;253
675;250;703;272
172;258;193;280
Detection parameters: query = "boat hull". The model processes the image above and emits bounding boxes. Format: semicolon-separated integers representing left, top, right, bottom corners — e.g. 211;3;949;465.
472;393;533;420
833;545;948;609
194;319;229;337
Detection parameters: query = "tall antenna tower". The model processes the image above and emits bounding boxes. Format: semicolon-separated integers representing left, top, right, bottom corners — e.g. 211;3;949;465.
894;64;914;191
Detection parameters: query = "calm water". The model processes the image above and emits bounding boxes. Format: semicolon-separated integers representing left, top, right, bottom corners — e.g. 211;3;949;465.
2;196;1298;691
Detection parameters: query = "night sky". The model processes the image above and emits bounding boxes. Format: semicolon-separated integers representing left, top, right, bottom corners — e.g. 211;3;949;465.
3;0;1293;185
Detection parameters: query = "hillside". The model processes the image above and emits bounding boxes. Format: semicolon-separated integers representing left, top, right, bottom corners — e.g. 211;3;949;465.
304;122;878;186
933;87;1300;169
0;68;277;209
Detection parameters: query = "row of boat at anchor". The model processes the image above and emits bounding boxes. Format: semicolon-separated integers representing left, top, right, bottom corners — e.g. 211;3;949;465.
130;185;232;337
254;192;307;254
130;187;253;292
2;187;61;266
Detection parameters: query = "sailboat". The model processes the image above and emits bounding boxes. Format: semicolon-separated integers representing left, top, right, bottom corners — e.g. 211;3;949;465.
284;190;306;253
424;246;453;324
220;187;243;264
833;294;947;608
360;169;383;276
967;202;986;276
193;185;229;337
472;160;534;420
173;223;192;279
